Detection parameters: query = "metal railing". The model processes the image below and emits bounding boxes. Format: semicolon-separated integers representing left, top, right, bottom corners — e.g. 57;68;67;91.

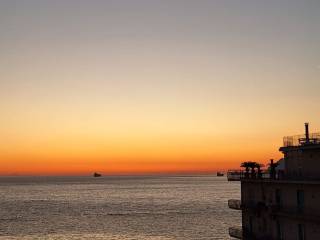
228;169;320;182
283;132;320;147
271;206;320;222
227;170;242;181
227;170;272;181
229;226;243;239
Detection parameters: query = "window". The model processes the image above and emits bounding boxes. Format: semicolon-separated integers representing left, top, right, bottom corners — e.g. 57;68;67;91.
275;189;282;207
298;224;305;240
263;218;267;232
276;221;283;240
249;216;253;234
297;190;304;213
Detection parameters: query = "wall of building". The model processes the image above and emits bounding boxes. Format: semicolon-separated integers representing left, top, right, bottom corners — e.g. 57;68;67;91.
241;180;320;239
283;146;320;180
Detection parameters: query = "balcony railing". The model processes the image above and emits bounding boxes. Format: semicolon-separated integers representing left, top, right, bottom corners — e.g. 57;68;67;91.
228;199;242;210
227;170;272;181
283;132;320;147
227;170;242;181
229;226;242;239
227;169;320;182
270;205;320;222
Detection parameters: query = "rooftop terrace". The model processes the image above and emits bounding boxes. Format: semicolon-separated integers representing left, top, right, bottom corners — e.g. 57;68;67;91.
282;123;320;147
283;132;320;147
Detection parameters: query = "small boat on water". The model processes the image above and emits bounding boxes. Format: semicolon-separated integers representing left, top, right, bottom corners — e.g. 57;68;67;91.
93;172;102;177
216;172;224;177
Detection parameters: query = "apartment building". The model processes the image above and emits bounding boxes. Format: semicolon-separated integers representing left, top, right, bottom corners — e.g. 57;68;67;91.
228;123;320;240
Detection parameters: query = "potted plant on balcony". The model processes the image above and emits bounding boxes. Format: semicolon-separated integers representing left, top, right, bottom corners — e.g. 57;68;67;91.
241;161;254;178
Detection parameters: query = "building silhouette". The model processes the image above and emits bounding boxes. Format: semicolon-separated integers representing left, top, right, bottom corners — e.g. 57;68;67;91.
228;123;320;240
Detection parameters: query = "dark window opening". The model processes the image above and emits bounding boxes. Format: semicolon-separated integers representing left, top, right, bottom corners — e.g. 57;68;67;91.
263;218;267;232
275;189;282;208
276;221;283;240
249;216;253;234
298;224;305;240
297;190;304;213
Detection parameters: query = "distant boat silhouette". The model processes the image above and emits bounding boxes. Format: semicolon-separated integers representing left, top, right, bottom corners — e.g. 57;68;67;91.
93;172;102;177
217;172;224;177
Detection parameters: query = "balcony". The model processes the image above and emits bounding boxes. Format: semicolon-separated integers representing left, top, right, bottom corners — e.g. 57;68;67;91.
270;205;320;222
227;170;272;181
227;170;242;181
283;132;320;147
229;226;242;239
227;169;320;182
228;199;242;210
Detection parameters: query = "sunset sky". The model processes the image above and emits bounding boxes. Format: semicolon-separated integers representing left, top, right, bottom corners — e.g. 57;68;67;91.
1;0;320;175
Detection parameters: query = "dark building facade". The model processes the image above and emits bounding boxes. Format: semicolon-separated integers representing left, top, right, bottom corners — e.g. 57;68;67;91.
228;123;320;240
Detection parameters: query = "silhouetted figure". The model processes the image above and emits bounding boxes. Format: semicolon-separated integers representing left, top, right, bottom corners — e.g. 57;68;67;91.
256;163;263;179
269;159;278;180
251;166;256;179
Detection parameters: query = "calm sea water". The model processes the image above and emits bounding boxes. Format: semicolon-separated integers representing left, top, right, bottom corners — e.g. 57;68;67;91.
0;175;240;240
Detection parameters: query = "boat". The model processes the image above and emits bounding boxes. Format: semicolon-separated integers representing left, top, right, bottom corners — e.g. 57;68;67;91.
217;172;224;177
93;172;102;177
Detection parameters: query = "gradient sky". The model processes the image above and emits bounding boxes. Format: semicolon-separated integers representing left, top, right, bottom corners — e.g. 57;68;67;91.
1;0;319;175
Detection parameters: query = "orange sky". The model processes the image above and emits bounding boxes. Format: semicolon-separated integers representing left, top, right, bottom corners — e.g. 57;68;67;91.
0;122;290;175
0;98;317;176
1;1;319;175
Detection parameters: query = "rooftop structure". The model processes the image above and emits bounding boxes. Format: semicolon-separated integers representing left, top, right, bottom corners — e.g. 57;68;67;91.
283;123;320;147
228;123;320;240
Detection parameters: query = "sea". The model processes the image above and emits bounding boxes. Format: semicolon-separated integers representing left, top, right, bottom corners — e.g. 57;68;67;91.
0;175;241;240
